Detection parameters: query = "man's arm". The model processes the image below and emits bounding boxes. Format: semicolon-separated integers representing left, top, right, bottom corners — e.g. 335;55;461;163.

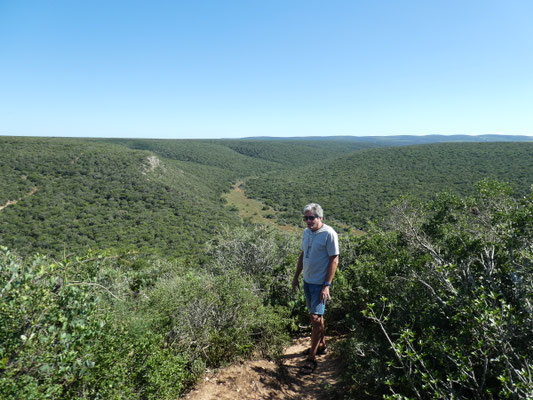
292;251;304;292
321;255;339;303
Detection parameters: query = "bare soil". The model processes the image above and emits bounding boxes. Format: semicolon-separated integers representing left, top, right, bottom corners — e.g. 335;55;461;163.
0;186;39;211
184;336;344;400
143;155;161;174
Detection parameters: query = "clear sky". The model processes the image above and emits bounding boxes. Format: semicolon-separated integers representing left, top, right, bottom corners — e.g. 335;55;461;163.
1;1;532;139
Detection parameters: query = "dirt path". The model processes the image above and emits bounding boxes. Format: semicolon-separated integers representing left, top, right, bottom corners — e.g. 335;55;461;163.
184;336;344;400
0;186;39;211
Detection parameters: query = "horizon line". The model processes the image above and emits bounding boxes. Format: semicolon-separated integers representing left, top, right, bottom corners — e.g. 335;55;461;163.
1;133;533;140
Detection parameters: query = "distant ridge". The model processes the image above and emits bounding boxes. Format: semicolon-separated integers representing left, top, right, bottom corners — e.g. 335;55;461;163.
241;134;533;146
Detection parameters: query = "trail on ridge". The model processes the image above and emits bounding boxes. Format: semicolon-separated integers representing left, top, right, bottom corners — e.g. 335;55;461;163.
0;186;39;211
184;336;344;400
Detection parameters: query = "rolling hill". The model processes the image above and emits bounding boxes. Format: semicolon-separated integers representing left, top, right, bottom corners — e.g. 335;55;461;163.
0;137;246;257
244;142;533;228
2;136;532;256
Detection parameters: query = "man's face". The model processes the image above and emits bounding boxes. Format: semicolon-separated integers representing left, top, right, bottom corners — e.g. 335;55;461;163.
304;211;323;231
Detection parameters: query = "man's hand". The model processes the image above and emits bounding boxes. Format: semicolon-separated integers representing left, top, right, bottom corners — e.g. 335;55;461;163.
292;276;300;292
320;285;331;304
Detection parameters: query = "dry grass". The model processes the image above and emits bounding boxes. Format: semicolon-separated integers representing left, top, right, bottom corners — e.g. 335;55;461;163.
223;181;300;234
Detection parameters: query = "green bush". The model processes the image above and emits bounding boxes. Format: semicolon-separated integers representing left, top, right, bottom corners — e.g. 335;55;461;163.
0;248;138;399
2;248;278;399
141;266;290;366
0;245;296;399
207;225;300;308
337;181;533;399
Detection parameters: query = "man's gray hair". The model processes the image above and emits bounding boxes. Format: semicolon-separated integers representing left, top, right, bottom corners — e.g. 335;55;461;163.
303;203;324;218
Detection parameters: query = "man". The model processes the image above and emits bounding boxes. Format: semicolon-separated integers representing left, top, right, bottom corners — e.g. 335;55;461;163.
292;203;339;375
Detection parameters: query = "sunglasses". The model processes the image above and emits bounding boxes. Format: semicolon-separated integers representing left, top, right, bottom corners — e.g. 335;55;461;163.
303;215;319;221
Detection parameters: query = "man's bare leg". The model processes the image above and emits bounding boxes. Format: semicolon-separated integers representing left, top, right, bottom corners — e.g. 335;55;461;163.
308;314;325;360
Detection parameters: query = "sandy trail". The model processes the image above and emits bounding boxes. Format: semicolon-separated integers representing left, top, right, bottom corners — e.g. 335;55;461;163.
0;186;39;211
184;336;343;400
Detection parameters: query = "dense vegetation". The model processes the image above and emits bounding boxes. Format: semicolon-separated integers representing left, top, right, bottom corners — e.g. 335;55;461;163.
0;137;245;257
0;226;297;399
0;136;379;257
100;138;381;170
1;136;532;398
98;138;281;181
332;180;533;399
2;137;533;258
244;142;533;229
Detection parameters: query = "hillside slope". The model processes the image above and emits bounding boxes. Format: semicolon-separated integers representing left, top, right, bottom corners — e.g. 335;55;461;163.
3;136;368;257
100;138;382;170
3;138;532;256
244;142;533;228
0;137;243;256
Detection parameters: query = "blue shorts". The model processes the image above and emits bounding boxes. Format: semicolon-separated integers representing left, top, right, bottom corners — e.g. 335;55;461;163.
304;281;326;315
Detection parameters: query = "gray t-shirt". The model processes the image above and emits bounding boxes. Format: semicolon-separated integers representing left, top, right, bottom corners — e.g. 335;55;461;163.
301;223;339;285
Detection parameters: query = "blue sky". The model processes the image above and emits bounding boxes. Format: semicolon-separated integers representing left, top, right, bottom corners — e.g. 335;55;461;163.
1;1;532;139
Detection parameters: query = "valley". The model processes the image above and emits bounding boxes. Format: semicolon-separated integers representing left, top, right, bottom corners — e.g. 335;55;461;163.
1;135;532;400
222;180;299;233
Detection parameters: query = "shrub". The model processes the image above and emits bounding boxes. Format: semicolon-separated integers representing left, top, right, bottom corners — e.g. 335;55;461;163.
0;249;136;399
338;181;533;399
0;241;293;399
0;249;198;400
206;225;300;308
142;267;290;366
